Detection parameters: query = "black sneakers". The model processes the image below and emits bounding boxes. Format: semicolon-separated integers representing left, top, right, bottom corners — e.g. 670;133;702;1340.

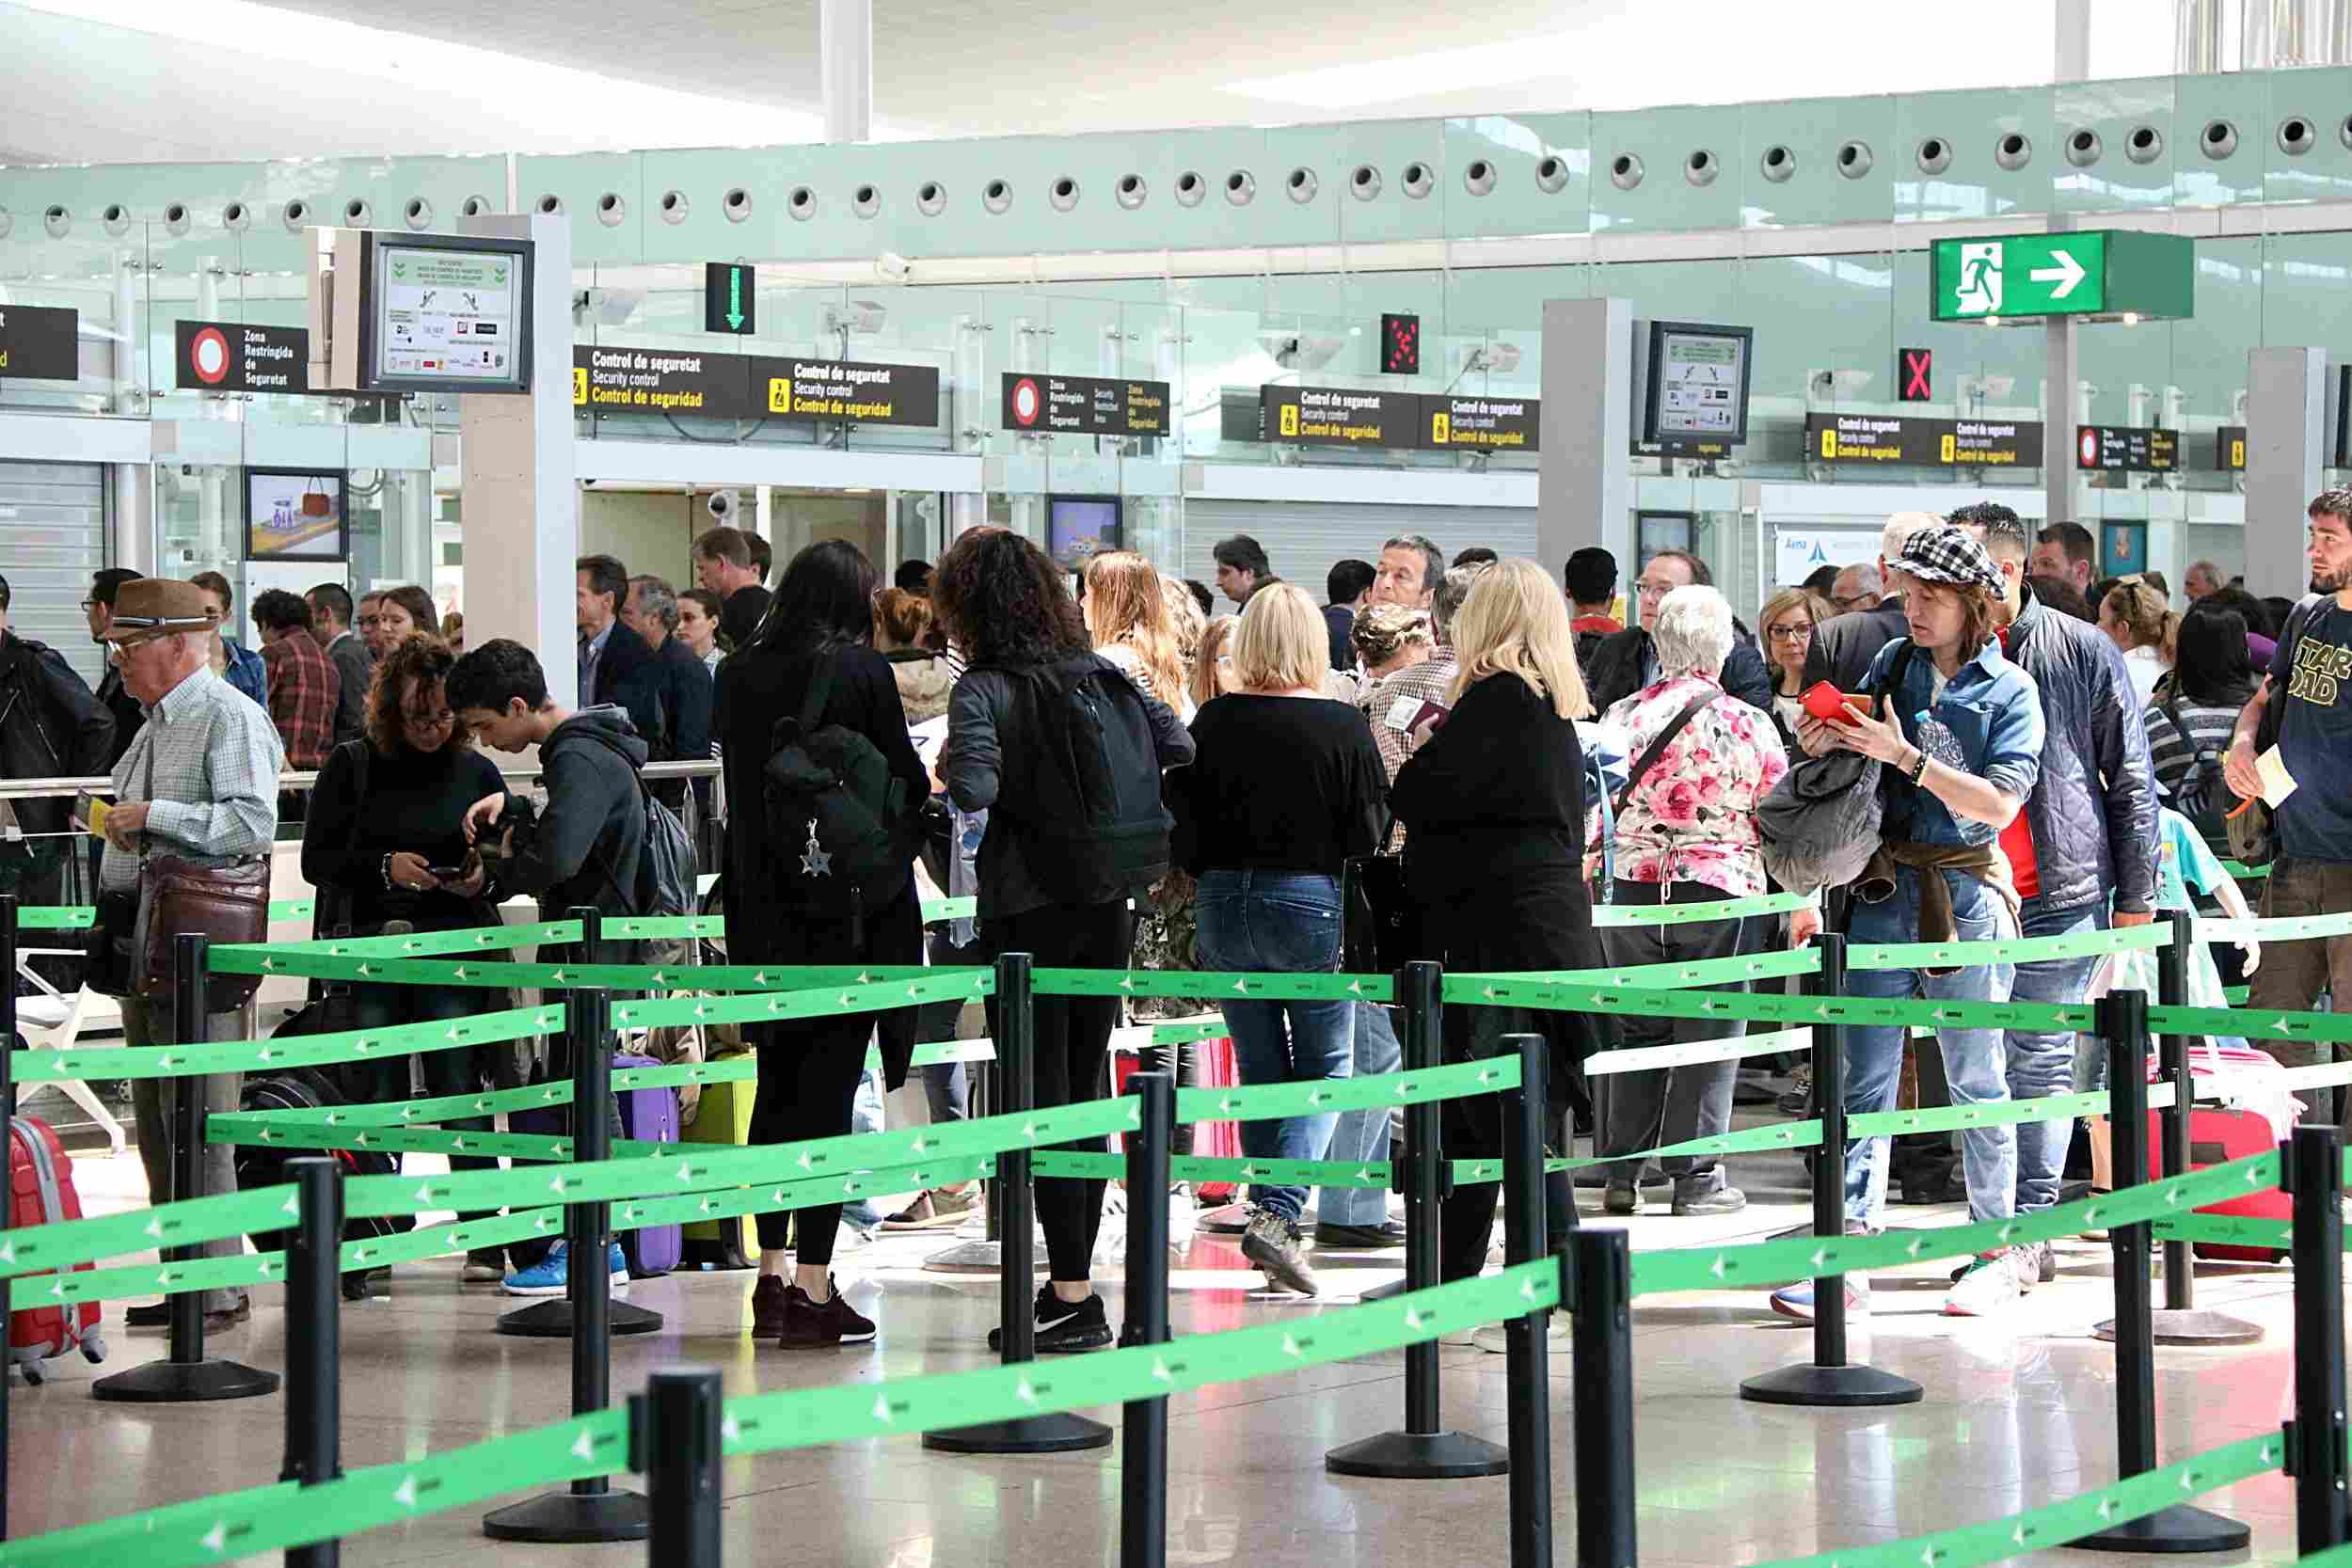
775;1276;877;1348
988;1285;1114;1353
1241;1211;1319;1295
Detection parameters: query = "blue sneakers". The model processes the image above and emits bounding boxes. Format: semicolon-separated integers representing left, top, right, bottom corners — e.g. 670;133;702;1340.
1767;1275;1869;1323
501;1241;629;1297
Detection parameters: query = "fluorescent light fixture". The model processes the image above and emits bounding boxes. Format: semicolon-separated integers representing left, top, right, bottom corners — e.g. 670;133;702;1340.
14;0;832;148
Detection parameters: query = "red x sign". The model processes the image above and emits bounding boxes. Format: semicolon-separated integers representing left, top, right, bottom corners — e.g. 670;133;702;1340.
1898;347;1932;403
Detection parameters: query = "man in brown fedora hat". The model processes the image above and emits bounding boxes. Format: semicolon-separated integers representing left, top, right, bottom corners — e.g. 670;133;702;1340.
98;578;285;1330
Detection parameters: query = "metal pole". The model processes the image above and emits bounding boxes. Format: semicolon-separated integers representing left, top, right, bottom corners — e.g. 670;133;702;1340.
1120;1070;1173;1568
2076;989;2248;1553
2290;1124;2349;1556
1741;932;1919;1406
1501;1035;1553;1568
282;1157;344;1568
1571;1227;1636;1568
642;1368;723;1568
924;953;1110;1453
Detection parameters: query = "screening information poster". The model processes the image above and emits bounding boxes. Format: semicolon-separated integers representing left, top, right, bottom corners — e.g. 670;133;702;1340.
373;245;523;386
1654;329;1746;436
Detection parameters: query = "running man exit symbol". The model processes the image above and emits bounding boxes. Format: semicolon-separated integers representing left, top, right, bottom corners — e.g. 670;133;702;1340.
1899;348;1932;403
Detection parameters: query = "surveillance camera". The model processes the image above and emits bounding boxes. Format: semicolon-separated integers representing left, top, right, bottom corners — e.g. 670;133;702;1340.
876;251;913;282
1811;368;1873;392
706;489;740;523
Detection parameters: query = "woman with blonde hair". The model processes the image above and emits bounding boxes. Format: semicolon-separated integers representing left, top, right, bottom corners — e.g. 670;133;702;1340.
1168;582;1387;1296
1391;558;1602;1289
1189;615;1239;711
1084;550;1190;717
1757;586;1830;747
1160;573;1206;675
2099;575;2178;705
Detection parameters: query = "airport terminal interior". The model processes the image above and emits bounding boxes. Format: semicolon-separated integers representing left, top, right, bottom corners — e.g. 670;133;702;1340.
12;0;2352;1563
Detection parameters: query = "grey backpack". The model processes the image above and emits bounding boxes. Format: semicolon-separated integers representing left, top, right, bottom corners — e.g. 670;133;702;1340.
1756;641;1915;895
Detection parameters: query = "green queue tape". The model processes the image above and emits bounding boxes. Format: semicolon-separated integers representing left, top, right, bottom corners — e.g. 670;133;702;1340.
1146;1016;1231;1044
1033;967;1396;1003
6;1002;564;1083
1590;890;1814;927
215;1056;762;1131
1446;973;2093;1037
866;1037;998;1070
2298;1544;2352;1568
204;1116;666;1163
2223;986;2250;1005
14;905;94;930
1536;1118;1828;1179
0;1183;299;1281
2149;1212;2296;1251
612;1153;997;1235
1452;948;1821;990
1173;1053;1518;1126
1849;919;2170;973
921;895;977;922
1748;1433;2280;1568
210;945;939;992
217;920;583;961
613;967;995;1028
1031;1149;1395;1188
1848;1085;2170;1141
1628;1149;2278;1298
270;897;315;920
2201;911;2352;943
2153;1001;2352;1046
2218;860;2272;880
600;914;723;940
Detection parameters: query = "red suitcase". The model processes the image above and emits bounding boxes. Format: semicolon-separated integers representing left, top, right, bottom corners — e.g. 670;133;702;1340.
8;1116;107;1382
2142;1051;2294;1263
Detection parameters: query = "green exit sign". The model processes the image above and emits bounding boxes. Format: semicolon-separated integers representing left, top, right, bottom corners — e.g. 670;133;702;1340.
1930;230;2194;324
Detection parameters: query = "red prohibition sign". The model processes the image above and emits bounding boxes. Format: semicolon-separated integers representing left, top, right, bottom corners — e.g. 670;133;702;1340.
1010;376;1041;427
189;326;231;386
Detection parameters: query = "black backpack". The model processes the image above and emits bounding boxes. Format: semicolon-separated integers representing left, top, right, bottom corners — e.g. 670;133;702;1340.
567;727;695;922
762;654;910;912
990;655;1171;906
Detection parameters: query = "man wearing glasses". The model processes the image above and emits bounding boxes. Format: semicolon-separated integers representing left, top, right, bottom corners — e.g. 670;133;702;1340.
1804;515;1941;696
85;568;148;770
1584;549;1773;716
1828;562;1885;614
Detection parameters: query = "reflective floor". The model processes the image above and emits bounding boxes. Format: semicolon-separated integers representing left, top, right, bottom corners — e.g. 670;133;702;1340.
8;1143;2323;1567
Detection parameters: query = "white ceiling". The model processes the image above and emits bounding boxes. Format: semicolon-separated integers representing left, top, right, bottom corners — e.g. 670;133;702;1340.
2;0;2178;166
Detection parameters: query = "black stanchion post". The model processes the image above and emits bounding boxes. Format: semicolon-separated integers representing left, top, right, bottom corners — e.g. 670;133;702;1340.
2127;910;2260;1345
1570;1227;1635;1568
926;953;1112;1453
1;895;14;1540
1327;959;1508;1479
282;1157;344;1568
1120;1069;1173;1568
639;1367;723;1568
1500;1035;1553;1568
93;933;278;1403
486;974;655;1543
1741;932;1918;1407
2076;989;2249;1555
2286;1124;2349;1556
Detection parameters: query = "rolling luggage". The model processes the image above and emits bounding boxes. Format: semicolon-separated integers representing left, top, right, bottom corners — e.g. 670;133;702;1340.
8;1116;105;1382
613;1052;681;1277
679;1052;757;1270
235;1069;412;1299
2142;1047;2297;1261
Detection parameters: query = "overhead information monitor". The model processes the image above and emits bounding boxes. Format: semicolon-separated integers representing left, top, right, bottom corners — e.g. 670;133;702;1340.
362;233;533;395
1638;321;1754;447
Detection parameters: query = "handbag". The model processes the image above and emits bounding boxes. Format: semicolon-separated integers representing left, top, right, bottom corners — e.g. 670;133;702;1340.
1756;641;1917;895
136;855;270;1011
1342;852;1422;975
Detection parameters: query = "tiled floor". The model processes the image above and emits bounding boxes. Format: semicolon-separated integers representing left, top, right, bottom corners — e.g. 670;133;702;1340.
6;1142;2324;1566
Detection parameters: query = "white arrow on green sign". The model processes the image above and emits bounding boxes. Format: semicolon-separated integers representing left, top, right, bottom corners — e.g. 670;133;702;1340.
1930;230;2195;324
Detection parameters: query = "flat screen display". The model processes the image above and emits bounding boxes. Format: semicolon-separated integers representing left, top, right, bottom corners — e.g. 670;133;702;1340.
363;233;532;395
1048;496;1121;571
246;469;346;561
1643;321;1754;445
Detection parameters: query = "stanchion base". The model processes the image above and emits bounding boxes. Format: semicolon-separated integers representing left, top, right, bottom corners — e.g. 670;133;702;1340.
1739;1362;1925;1408
1358;1278;1410;1304
2091;1309;2265;1347
1325;1429;1510;1479
922;1240;1005;1275
482;1486;651;1543
921;1411;1113;1453
2071;1503;2249;1555
495;1299;665;1338
90;1356;280;1403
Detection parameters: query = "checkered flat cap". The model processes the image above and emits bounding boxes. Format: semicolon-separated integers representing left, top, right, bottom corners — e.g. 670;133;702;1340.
1897;526;2005;594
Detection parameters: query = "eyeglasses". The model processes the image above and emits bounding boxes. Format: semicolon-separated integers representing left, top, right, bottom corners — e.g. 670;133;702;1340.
403;709;456;731
1634;581;1678;598
80;599;98;612
1766;624;1813;642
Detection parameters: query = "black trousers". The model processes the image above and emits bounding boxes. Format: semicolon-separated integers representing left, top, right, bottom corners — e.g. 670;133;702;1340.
986;899;1137;1282
352;980;503;1225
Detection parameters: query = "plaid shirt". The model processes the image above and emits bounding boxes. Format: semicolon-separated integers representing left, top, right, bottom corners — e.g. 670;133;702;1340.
1358;655;1457;851
260;629;341;769
101;666;283;893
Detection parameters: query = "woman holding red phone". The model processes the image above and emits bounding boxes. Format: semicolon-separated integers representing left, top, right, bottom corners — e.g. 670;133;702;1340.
300;635;516;1281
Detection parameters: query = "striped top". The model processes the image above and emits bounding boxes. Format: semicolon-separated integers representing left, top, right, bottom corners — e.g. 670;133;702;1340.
2141;693;2240;804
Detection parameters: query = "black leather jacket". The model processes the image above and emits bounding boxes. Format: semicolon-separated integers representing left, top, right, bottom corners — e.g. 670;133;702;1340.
0;633;115;836
2000;584;2159;915
1584;625;1774;718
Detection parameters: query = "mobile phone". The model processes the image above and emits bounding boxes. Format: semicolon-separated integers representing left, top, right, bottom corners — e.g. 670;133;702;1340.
425;864;469;881
1800;682;1870;723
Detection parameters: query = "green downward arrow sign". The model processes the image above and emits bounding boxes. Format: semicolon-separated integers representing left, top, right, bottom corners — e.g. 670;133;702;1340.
726;267;745;331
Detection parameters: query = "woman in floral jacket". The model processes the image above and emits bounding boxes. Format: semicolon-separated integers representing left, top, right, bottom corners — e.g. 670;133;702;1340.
1588;583;1789;1218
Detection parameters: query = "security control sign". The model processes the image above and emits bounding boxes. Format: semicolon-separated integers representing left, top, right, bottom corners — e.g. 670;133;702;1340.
2215;425;2248;471
572;346;755;420
0;305;77;381
753;357;939;426
1931;230;2195;323
1424;394;1537;451
1805;413;2042;467
2076;424;2178;472
176;319;309;394
1001;372;1172;437
1260;385;1420;447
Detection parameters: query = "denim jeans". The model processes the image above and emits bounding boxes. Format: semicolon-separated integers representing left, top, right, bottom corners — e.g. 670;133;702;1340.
843;1065;886;1230
1317;1003;1400;1226
1843;867;2018;1227
2007;898;2105;1212
1195;870;1353;1223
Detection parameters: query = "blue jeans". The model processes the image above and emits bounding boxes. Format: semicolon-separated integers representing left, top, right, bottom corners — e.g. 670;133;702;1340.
1318;1003;1400;1226
842;1065;886;1230
1844;867;2018;1227
1195;871;1353;1223
2007;898;2105;1212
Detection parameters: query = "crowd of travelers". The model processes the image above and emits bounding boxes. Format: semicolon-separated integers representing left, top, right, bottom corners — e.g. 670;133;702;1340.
9;488;2352;1350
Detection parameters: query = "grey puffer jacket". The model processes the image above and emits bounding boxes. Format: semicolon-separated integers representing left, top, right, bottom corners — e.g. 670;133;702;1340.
2001;584;2159;915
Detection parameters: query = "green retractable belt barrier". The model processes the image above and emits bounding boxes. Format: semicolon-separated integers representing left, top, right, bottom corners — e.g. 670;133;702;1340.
14;906;92;930
612;968;994;1028
1849;919;2170;972
1447;973;2093;1036
7;1002;564;1083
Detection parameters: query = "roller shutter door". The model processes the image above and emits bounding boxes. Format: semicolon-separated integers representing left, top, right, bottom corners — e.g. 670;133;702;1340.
0;462;108;688
1181;500;1535;593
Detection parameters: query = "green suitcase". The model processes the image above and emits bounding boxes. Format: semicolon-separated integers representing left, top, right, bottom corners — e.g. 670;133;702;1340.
680;1053;758;1270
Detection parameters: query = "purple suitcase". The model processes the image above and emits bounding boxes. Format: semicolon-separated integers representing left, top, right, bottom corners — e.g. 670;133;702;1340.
612;1053;682;1277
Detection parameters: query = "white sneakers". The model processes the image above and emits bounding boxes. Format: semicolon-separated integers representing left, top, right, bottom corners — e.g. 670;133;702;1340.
1943;1249;2026;1317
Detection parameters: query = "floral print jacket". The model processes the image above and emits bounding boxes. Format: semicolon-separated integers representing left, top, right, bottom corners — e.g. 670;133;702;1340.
1595;673;1791;899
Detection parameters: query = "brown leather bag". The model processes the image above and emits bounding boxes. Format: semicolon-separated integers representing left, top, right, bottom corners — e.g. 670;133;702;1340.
135;855;271;1011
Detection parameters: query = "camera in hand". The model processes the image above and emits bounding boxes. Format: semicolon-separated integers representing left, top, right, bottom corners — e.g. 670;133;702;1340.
473;796;538;873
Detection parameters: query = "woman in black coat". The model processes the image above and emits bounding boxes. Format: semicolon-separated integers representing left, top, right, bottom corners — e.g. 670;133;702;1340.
1391;558;1610;1284
715;540;929;1351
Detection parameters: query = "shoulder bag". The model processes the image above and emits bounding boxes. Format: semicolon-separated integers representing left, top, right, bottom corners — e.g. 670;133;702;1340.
2228;595;2324;870
104;737;272;1010
1756;641;1917;896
